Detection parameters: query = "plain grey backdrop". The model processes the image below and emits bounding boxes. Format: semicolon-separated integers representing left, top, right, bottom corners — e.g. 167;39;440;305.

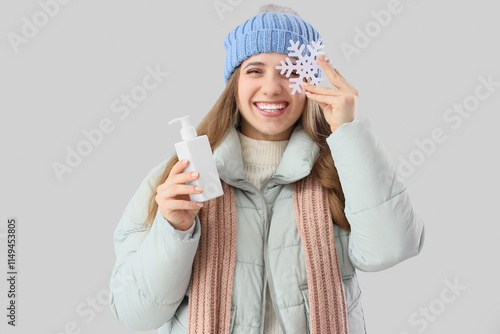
1;0;499;333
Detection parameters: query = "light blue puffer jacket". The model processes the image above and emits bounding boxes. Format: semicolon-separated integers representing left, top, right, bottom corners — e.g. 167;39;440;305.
109;118;425;334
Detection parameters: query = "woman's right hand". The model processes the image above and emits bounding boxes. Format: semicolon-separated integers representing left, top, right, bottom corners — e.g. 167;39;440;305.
155;159;204;231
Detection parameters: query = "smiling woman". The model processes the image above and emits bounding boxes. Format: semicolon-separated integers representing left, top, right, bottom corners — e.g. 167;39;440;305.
237;52;307;140
109;3;425;334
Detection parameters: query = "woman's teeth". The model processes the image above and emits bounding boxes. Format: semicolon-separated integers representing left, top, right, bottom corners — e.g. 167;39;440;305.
255;102;288;112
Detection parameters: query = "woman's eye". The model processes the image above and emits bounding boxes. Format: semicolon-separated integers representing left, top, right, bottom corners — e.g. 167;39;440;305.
290;70;300;76
247;69;261;74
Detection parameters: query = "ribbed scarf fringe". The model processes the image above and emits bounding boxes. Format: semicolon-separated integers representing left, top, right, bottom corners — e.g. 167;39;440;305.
187;176;349;334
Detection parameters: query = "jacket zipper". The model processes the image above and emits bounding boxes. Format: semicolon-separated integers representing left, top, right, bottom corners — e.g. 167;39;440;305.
258;177;288;334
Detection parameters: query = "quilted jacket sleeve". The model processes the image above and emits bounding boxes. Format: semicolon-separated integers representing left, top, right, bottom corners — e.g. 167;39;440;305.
109;159;201;330
326;117;425;272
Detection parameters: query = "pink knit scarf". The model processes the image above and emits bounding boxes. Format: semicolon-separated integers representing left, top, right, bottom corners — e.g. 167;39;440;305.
187;175;349;333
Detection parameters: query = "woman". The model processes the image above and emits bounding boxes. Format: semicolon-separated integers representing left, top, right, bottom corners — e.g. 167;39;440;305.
109;4;425;334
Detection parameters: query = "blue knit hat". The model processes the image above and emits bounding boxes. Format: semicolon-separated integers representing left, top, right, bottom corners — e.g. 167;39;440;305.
223;11;321;83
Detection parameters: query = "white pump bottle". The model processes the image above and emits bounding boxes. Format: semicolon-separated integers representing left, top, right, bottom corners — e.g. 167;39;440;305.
168;115;224;202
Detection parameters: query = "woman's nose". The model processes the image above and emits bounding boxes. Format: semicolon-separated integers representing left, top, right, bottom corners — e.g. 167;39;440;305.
261;73;283;95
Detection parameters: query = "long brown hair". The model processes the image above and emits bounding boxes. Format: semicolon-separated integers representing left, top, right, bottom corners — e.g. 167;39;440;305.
141;65;350;232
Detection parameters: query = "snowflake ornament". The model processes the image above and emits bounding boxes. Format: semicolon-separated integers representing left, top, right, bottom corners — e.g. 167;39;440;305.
276;38;331;95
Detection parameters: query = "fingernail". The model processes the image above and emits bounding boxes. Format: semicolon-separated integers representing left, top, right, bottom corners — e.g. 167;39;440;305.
197;202;204;207
191;172;199;178
181;159;188;164
195;186;203;192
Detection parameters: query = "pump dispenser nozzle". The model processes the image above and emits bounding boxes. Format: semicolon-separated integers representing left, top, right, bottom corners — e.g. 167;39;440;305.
168;115;197;140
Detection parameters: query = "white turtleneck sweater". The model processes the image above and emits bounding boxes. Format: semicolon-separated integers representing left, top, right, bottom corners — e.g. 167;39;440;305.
237;131;289;334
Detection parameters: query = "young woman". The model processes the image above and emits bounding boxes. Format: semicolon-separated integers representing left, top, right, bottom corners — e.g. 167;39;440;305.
109;4;425;334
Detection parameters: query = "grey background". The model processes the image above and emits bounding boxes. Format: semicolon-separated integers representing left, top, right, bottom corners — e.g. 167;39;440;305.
1;0;499;333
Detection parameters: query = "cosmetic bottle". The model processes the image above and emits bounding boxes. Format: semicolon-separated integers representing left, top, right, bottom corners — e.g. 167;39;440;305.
168;115;224;202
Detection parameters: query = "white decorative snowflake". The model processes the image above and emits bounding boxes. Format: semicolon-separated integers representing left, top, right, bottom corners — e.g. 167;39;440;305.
276;38;328;95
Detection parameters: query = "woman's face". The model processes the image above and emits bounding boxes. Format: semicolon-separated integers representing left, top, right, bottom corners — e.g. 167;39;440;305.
236;52;307;141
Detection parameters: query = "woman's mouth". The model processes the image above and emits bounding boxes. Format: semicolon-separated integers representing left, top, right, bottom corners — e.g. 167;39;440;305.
253;102;289;117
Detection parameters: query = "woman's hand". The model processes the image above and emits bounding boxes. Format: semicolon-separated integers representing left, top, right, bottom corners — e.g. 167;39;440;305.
301;54;359;133
155;159;204;231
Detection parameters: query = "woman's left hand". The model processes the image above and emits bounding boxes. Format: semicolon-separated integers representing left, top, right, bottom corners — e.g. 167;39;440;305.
301;54;359;133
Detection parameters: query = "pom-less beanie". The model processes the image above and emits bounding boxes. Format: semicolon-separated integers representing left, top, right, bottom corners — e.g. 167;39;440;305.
223;11;322;83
